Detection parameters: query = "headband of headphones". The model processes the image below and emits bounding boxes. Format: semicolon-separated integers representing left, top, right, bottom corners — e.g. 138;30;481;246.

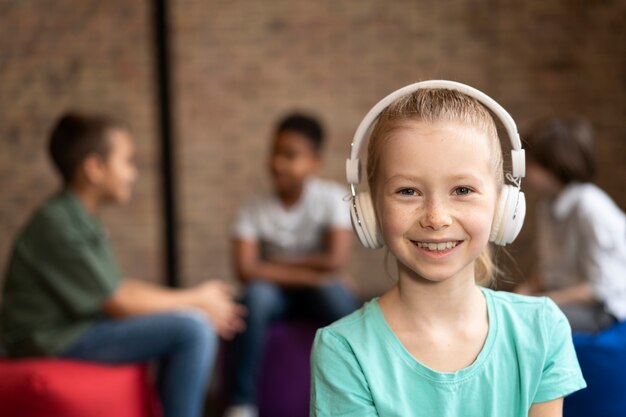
345;80;525;186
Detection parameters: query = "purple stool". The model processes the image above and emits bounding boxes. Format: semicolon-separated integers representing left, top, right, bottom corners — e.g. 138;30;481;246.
220;319;320;417
257;320;319;417
258;320;319;417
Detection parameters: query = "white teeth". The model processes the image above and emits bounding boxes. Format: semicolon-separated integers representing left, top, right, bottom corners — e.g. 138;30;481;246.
415;241;459;251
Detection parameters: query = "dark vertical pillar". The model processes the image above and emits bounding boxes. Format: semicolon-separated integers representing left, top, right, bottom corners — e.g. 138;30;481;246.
153;0;178;287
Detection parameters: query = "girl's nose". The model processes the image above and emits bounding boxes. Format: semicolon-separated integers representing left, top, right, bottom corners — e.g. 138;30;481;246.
419;198;452;230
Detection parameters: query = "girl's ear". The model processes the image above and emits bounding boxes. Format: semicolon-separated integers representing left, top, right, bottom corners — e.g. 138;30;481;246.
82;153;106;185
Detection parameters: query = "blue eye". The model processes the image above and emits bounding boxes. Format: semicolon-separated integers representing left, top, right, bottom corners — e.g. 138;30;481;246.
399;188;417;196
454;187;472;196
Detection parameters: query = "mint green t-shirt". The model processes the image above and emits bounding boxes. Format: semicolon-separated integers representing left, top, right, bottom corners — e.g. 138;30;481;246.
310;288;586;417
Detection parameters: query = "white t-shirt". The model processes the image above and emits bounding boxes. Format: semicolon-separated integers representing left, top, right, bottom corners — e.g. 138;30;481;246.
536;182;626;319
232;177;352;260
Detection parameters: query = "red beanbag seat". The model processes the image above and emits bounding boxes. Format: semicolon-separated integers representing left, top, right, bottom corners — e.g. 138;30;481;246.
0;359;161;417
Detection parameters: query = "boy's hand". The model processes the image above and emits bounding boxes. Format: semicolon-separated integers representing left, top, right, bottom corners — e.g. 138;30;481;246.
195;281;247;340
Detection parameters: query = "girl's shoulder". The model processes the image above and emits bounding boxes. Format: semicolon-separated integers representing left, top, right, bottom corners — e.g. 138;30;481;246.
320;298;381;331
314;299;386;350
483;288;569;339
485;287;559;315
483;288;586;400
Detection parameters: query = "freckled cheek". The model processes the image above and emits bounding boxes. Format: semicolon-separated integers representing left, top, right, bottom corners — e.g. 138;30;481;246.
378;202;414;237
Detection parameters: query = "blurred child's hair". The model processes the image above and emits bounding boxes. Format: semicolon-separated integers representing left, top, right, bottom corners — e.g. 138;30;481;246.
366;88;504;285
524;116;595;185
275;113;325;152
49;112;128;184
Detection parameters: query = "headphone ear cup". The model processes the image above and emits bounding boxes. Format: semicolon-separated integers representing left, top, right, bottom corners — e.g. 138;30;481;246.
490;185;526;246
350;191;384;249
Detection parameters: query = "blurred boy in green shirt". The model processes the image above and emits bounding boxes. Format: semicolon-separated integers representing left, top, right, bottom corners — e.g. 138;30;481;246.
1;112;246;417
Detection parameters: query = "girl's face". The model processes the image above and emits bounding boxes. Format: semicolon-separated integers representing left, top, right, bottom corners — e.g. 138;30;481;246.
374;121;498;285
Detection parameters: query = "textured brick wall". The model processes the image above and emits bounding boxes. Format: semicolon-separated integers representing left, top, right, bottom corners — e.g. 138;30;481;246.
1;0;625;299
0;1;162;287
170;0;626;297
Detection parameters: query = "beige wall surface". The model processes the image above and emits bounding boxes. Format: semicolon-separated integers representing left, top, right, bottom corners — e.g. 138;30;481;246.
1;0;625;299
0;1;162;287
170;0;626;297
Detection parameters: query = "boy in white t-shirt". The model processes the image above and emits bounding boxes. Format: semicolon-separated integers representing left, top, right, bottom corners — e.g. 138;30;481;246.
224;113;359;417
516;116;626;332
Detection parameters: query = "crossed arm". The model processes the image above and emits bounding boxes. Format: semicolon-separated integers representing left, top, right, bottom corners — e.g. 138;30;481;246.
233;228;353;287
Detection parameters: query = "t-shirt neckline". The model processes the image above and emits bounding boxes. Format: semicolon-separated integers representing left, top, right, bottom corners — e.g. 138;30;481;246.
273;177;315;214
371;286;498;384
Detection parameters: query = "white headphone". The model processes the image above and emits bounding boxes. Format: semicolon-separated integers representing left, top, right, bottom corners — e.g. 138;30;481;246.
346;80;526;249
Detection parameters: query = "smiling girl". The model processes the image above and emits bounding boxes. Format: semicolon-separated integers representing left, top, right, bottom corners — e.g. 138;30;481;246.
310;81;586;417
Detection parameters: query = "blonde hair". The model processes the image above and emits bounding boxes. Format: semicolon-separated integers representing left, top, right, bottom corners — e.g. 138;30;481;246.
366;88;503;285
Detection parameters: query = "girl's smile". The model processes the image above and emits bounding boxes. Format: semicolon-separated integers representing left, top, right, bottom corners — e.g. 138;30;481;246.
411;239;464;259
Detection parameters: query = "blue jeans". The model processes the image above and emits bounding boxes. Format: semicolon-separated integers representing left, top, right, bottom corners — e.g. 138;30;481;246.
229;280;359;405
60;310;218;417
